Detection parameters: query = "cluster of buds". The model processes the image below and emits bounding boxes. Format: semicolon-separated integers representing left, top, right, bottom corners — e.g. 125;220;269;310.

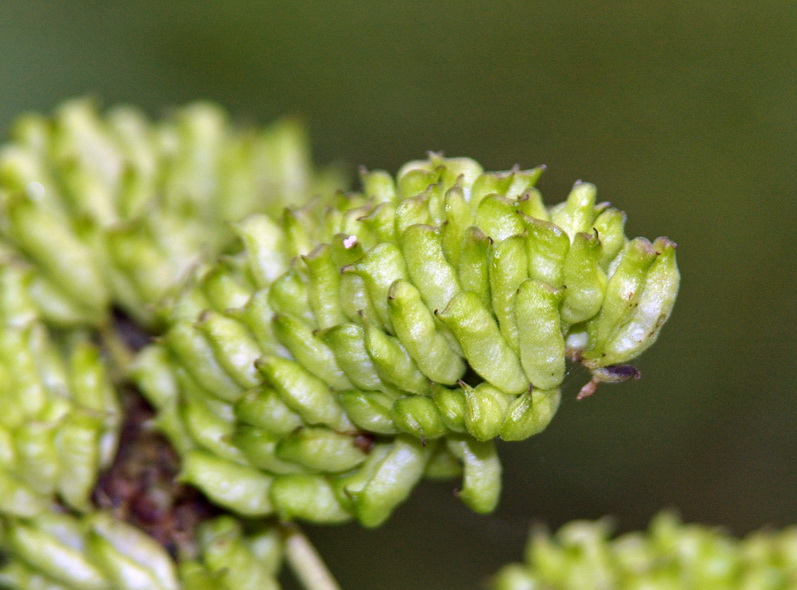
135;154;679;527
0;511;283;590
0;262;120;516
0;99;680;588
491;513;797;589
0;99;342;327
0;260;286;589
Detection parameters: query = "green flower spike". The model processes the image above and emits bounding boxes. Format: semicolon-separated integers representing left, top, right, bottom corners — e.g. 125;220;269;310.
0;99;343;327
0;511;285;590
177;516;283;590
491;513;797;590
135;154;679;528
0;263;120;517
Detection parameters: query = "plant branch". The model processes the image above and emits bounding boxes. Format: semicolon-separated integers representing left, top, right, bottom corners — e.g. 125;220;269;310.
282;522;341;590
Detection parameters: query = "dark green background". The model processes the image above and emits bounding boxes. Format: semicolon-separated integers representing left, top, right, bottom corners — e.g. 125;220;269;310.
1;2;795;588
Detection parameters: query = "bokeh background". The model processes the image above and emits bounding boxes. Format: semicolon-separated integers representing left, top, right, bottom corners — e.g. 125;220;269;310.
1;2;795;588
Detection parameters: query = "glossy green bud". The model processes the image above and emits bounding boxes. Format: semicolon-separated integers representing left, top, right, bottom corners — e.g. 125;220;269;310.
457;226;493;307
180;449;274;516
392;395;447;440
196;310;261;389
500;388;561;441
476;195;525;242
424;443;463;480
234;214;289;289
582;237;659;365
560;231;607;326
489;235;529;351
491;564;536;590
360;168;398;203
271;474;352;524
401;155;484;192
165;321;243;402
431;384;468;433
362;314;430;394
282;207;316;259
0;101;341;327
256;356;353;432
550;181;598;237
463;383;513;442
271;313;351;389
0;467;51;517
437;291;527;394
12;422;58;497
339;436;429;527
470;166;543;206
394;194;435;237
234;386;303;435
517;187;548;221
338;272;380;325
343;242;409;330
197;264;252;313
267;266;314;324
597;237;679;366
592;207;628;269
129;345;182;411
0;263;38;326
104;225;174;321
231;425;304;474
387;279;465;385
440;185;474;266
226;289;285;357
357;201;398;244
446;436;501;513
339;390;399;434
303;243;346;328
396;168;439;201
521;216;571;288
178;387;243;462
320;323;392;393
515;279;566;390
276;427;367;473
402;224;461;313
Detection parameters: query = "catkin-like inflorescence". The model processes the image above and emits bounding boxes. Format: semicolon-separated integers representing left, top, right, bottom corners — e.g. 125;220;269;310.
135;154;679;527
0;99;343;328
0;263;120;517
0;511;283;590
491;513;797;589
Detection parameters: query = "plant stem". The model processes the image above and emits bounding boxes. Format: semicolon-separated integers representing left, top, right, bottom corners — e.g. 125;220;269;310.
282;523;341;590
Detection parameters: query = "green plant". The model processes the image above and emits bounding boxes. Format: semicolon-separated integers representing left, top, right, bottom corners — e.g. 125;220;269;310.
492;513;797;589
0;100;685;589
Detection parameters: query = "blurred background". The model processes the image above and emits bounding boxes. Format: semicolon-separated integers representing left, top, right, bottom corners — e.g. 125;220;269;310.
1;1;795;588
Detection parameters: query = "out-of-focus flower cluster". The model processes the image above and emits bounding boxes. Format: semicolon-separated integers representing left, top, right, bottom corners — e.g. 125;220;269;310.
0;101;335;589
491;513;797;590
0;99;342;328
